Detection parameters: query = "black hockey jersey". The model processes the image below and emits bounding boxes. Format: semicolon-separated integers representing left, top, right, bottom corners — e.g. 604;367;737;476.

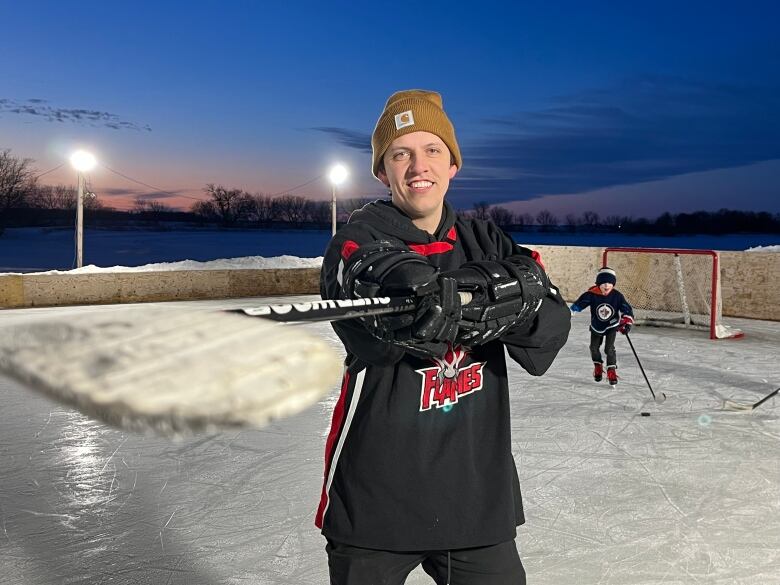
317;199;571;551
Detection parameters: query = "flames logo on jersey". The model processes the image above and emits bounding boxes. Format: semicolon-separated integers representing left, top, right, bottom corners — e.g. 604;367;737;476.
415;344;485;411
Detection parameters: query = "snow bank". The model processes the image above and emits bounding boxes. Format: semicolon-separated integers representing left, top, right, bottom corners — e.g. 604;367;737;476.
1;255;324;276
745;245;780;252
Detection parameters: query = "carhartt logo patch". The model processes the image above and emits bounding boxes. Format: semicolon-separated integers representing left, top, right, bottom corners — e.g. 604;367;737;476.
395;110;415;130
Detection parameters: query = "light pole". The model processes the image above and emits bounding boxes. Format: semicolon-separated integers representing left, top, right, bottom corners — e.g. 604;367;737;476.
69;150;97;268
328;164;348;236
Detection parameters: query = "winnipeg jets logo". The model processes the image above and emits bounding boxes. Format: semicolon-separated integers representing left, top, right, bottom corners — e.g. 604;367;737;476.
416;345;485;412
597;303;614;321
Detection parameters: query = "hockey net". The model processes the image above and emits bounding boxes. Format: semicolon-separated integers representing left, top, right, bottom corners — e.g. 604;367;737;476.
602;248;743;340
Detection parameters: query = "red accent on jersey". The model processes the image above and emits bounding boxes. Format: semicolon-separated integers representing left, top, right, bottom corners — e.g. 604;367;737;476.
446;226;457;241
315;370;350;528
531;250;545;270
341;240;359;260
407;241;454;256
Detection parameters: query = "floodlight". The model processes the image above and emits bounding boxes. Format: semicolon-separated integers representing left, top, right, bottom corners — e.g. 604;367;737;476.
70;150;97;172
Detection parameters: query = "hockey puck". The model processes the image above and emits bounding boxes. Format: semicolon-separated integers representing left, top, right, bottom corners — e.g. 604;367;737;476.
640;412;651;416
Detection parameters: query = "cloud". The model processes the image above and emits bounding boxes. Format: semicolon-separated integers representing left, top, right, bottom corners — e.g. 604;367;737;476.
0;98;151;131
311;127;371;152
314;77;780;208
97;187;185;200
448;76;780;205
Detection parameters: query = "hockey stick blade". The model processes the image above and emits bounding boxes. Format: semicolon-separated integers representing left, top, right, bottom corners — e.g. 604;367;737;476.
723;387;780;412
0;306;343;437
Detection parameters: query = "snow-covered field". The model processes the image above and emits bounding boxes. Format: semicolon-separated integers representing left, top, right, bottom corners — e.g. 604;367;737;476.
0;227;777;272
1;296;778;585
0;227;333;272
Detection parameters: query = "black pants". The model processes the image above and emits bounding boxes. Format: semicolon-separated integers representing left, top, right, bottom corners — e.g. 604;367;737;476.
326;539;526;585
590;329;617;367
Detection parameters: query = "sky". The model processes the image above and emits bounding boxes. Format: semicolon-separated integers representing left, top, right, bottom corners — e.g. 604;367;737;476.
1;0;779;219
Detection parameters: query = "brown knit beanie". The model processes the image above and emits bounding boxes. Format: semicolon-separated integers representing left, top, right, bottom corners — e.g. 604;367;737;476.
371;89;462;179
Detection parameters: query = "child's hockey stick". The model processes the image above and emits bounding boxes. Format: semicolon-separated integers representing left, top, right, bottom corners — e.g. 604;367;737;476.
723;387;780;412
625;333;667;404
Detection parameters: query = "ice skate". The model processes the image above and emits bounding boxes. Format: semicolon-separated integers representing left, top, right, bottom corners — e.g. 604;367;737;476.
593;362;604;382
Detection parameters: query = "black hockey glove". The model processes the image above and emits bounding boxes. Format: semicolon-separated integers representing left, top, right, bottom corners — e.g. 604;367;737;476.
442;255;548;347
340;240;461;358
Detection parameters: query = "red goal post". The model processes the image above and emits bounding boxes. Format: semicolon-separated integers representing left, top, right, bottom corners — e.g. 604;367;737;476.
601;247;743;340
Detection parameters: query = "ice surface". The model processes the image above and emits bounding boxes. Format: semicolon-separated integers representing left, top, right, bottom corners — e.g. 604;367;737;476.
1;297;779;584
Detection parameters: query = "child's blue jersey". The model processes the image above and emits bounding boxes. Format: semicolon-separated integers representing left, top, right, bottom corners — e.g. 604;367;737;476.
570;286;634;334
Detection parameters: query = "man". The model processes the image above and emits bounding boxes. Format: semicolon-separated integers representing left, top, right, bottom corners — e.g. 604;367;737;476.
318;90;571;584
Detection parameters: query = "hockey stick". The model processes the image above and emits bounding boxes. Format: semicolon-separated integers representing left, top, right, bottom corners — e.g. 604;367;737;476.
234;292;472;323
0;306;343;437
624;333;667;404
0;293;472;437
723;387;780;412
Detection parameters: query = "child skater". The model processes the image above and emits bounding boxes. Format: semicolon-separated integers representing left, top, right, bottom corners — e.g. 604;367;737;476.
570;267;634;385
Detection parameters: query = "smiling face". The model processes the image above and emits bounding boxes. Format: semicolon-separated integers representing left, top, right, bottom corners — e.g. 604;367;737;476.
376;131;458;234
599;282;614;294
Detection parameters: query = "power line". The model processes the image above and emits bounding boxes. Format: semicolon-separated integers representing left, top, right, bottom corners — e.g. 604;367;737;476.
93;162;329;207
100;164;204;201
267;174;324;197
35;163;65;179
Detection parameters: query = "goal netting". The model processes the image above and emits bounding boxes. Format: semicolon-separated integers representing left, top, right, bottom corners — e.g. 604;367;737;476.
602;248;743;340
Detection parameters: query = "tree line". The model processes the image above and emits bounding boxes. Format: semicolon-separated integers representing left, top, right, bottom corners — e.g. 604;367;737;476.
1;149;778;234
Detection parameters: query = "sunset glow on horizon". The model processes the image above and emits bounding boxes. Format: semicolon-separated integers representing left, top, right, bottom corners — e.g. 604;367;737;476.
3;2;778;218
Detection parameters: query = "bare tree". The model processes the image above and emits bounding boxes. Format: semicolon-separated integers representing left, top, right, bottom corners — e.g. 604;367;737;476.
488;205;513;227
535;209;558;231
204;183;245;224
565;213;580;232
513;212;534;228
132;199;150;214
147;200;172;214
0;150;36;230
234;192;257;222
272;195;309;223
603;215;623;230
53;184;77;209
473;201;490;220
307;200;331;224
582;210;600;229
29;184;81;210
129;199;170;223
249;193;274;223
191;199;218;221
28;184;55;209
